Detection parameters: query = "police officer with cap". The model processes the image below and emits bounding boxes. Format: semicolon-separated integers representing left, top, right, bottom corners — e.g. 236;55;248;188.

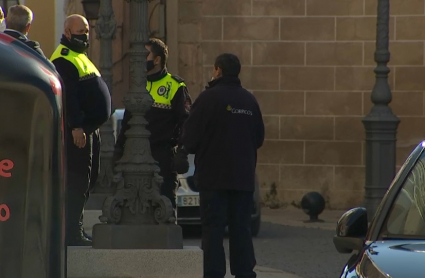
50;14;111;246
114;38;191;217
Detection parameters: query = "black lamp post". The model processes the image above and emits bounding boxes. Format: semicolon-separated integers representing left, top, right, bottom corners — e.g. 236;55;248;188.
80;0;118;210
92;0;183;250
362;0;400;220
81;0;100;21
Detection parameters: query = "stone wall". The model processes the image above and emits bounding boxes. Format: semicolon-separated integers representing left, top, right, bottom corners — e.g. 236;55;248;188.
177;0;425;209
68;0;425;210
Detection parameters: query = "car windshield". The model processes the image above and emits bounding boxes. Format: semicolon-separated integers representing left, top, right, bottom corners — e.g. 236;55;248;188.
381;151;425;239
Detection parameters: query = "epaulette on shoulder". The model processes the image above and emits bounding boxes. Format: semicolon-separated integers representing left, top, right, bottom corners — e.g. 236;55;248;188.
171;74;184;83
61;48;70;56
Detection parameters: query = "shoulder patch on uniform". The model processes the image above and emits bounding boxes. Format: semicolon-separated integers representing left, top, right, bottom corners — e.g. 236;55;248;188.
171;74;184;83
61;48;70;56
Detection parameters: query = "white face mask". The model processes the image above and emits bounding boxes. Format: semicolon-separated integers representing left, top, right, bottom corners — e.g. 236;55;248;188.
0;20;6;32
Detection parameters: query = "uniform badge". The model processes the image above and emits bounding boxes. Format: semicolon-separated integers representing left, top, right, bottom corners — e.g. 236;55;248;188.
61;48;69;56
157;86;166;96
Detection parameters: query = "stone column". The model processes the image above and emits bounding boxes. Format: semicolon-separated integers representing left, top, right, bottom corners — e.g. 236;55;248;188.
87;0;118;209
92;0;183;249
362;0;400;220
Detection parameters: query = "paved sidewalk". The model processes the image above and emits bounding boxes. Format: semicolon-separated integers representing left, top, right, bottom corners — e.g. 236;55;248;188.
83;206;345;278
225;264;302;278
261;206;346;231
83;210;303;278
244;206;345;278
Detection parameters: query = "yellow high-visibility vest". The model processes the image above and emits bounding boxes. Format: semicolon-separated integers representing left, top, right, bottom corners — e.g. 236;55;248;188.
50;44;100;80
147;73;186;109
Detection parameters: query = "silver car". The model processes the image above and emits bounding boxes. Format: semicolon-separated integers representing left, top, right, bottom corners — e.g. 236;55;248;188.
112;109;261;236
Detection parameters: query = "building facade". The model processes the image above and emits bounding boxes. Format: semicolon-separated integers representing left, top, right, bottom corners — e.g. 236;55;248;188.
48;0;425;209
176;0;425;210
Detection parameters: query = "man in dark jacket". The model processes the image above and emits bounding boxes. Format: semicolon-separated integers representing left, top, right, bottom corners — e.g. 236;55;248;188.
4;5;45;58
182;53;265;278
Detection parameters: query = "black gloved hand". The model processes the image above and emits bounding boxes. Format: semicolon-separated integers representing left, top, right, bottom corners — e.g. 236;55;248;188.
173;146;189;174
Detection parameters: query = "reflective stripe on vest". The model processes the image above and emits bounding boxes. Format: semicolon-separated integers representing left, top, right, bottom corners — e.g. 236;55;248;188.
148;73;185;109
50;44;100;81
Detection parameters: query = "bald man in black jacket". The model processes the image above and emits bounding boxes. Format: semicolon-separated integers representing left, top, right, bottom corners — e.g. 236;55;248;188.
182;53;265;278
51;14;111;246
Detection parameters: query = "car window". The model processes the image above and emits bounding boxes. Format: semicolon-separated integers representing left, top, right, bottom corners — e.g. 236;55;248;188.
381;151;425;238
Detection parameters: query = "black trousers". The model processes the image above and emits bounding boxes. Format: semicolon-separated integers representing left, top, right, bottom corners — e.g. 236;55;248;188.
78;130;100;232
65;128;100;244
151;142;178;211
200;190;257;278
89;130;100;193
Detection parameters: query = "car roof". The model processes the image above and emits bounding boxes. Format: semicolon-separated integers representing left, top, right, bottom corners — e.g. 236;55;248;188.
0;33;60;93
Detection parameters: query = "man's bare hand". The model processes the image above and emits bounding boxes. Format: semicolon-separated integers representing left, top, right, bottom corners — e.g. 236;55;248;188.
72;128;86;148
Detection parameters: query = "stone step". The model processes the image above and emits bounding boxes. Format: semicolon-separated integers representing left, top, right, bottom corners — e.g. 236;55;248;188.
68;246;203;278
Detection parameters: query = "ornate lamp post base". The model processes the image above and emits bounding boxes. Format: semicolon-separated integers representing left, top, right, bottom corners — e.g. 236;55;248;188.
92;169;183;249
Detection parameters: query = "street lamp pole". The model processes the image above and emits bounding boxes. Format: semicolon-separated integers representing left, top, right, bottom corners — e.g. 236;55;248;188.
362;0;400;221
92;0;183;249
89;0;117;204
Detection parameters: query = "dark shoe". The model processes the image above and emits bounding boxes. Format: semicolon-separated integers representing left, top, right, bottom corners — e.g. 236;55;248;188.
67;236;92;246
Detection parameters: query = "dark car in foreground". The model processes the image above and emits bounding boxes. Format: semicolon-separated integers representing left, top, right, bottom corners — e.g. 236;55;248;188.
334;141;425;278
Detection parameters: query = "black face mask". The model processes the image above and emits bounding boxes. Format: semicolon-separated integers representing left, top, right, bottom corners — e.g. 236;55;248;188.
146;60;155;72
70;33;89;49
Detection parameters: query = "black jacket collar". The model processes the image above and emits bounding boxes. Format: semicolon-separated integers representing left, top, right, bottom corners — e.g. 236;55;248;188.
206;76;241;89
4;29;28;41
60;34;87;54
147;68;168;82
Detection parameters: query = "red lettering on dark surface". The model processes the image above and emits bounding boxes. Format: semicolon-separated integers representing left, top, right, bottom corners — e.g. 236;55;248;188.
0;159;14;221
0;159;14;178
0;204;10;222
